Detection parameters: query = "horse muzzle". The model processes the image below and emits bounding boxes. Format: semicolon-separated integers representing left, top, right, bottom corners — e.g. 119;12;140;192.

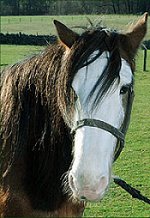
69;172;109;202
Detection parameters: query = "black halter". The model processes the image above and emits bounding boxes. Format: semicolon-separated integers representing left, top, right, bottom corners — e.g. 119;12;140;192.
72;87;134;162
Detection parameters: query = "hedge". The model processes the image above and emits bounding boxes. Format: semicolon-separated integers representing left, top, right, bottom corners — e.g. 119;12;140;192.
0;32;57;46
142;40;150;50
0;32;150;49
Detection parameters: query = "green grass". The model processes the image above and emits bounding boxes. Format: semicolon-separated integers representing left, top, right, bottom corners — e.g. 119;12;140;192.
1;14;150;217
84;50;150;217
0;45;45;70
1;14;150;40
1;44;150;217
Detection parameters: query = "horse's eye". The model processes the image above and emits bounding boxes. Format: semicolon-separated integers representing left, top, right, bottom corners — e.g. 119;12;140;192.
120;85;129;95
74;94;78;101
73;91;78;101
72;88;78;101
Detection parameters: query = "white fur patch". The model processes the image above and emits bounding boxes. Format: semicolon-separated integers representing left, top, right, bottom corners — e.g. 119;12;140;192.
69;51;133;201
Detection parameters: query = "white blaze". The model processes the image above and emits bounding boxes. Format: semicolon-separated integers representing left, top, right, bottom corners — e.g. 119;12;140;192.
69;51;133;201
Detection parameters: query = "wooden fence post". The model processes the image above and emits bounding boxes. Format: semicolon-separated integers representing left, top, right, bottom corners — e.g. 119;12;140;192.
142;44;147;72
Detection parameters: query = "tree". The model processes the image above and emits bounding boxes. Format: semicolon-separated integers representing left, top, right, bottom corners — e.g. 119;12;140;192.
1;0;20;15
1;0;150;16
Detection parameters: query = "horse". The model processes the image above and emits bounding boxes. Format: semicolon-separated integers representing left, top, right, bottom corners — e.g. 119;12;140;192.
0;13;148;217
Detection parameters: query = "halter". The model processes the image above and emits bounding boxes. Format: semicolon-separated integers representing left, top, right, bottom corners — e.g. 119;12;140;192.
71;88;150;205
72;87;134;162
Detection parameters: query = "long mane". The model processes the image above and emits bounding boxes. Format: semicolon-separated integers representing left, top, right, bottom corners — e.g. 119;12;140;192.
0;26;133;211
0;44;73;210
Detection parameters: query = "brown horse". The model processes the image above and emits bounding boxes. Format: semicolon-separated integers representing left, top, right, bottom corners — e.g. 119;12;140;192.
0;13;148;217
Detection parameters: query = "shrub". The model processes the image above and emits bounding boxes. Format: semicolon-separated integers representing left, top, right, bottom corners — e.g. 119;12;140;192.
0;32;57;45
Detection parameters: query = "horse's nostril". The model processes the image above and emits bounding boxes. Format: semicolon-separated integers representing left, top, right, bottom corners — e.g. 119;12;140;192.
96;176;108;194
80;196;87;201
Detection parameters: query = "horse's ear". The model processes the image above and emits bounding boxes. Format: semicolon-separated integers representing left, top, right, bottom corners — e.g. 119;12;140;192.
54;20;79;48
125;12;148;55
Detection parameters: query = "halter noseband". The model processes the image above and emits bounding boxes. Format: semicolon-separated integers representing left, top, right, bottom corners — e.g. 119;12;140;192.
72;88;134;162
73;118;125;161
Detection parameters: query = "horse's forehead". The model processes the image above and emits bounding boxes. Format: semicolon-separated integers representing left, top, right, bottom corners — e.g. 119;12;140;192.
88;50;109;60
88;51;133;81
72;51;108;89
120;59;133;85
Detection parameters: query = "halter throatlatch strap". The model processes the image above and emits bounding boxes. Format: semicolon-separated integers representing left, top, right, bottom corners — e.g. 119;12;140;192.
114;89;134;161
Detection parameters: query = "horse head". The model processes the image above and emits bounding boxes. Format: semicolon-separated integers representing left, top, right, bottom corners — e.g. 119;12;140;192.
54;13;148;202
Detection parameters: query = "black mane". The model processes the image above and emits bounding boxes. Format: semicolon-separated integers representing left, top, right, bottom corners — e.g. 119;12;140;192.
80;31;122;107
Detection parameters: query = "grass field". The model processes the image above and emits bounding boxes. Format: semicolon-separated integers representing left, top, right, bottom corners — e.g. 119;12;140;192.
1;14;150;40
1;45;45;69
1;14;150;217
1;45;150;217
